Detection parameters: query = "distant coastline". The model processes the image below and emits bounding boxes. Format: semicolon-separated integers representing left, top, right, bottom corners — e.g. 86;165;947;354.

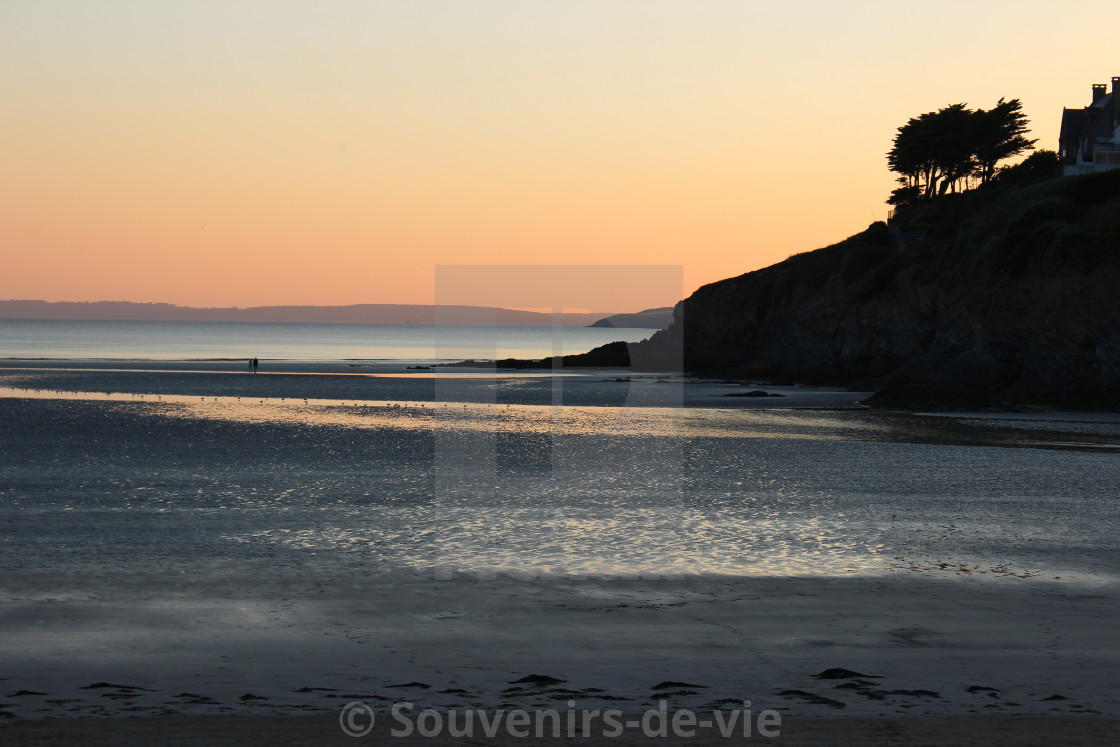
588;306;674;329
0;300;647;328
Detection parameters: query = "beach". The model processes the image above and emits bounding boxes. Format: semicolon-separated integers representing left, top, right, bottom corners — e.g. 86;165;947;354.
2;361;1119;743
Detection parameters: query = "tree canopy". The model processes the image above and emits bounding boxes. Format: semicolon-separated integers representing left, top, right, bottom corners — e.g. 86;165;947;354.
887;98;1036;205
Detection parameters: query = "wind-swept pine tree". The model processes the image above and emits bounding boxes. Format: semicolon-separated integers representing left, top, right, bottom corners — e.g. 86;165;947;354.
887;98;1036;205
971;98;1036;184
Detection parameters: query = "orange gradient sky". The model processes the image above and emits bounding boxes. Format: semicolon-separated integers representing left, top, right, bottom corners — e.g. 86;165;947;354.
1;1;1116;311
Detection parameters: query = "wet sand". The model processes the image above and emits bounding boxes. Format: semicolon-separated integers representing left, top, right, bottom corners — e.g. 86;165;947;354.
2;363;1119;743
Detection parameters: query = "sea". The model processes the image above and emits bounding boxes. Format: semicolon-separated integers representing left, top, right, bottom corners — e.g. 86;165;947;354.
0;318;655;361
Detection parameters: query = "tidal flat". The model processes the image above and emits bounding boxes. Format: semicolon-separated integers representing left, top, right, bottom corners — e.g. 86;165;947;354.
1;363;1118;742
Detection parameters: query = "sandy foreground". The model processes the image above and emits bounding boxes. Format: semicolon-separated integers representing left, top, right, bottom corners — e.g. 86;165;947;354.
3;713;1120;745
2;365;1120;744
4;553;1118;744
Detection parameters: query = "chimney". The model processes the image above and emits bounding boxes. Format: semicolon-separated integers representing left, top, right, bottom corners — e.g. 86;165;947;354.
1093;84;1107;102
1113;76;1120;95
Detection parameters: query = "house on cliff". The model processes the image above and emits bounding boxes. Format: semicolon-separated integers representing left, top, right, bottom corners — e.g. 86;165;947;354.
1060;77;1120;176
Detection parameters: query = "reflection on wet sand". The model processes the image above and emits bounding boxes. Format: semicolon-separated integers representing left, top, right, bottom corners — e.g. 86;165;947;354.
4;384;1119;451
0;385;865;441
2;383;1118;582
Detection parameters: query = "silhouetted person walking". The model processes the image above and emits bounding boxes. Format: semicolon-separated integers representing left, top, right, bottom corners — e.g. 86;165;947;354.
252;357;259;373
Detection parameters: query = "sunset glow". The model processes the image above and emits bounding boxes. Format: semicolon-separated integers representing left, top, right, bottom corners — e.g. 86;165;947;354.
2;0;1115;310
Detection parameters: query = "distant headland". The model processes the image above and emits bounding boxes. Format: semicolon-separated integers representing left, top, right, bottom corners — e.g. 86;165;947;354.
472;85;1120;409
0;301;667;329
533;166;1120;409
478;139;1120;409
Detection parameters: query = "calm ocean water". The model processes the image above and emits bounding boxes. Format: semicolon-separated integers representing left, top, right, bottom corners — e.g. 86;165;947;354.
0;319;654;361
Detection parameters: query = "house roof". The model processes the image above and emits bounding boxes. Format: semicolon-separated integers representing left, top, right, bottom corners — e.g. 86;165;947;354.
1059;108;1087;143
1091;92;1114;109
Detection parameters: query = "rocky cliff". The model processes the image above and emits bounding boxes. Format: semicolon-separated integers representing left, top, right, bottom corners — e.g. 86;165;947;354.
616;169;1120;408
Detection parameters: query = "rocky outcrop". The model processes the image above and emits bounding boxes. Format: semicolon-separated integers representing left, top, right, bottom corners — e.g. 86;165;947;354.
601;169;1120;408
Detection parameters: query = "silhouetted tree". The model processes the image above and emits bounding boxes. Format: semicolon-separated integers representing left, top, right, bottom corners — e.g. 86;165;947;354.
887;181;921;207
887;99;1036;203
887;103;976;200
991;149;1060;188
971;98;1036;184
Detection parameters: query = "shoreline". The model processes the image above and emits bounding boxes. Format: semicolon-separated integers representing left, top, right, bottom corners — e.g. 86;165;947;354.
0;361;875;410
6;358;1120;416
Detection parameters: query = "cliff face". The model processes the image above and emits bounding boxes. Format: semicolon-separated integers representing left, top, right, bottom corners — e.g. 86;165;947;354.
626;170;1120;407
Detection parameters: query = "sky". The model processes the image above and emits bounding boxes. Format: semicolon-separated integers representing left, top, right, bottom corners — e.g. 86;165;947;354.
2;0;1117;311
